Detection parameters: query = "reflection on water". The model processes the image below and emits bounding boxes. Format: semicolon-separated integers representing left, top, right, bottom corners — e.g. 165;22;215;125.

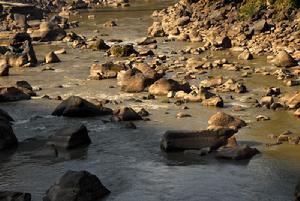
0;0;300;201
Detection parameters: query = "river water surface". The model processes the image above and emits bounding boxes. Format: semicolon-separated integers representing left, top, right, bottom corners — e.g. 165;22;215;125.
0;1;300;200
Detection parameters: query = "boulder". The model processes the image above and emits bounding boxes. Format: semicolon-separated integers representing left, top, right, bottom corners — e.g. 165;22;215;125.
0;120;18;150
117;69;149;93
161;128;236;152
0;191;31;201
137;37;157;45
52;96;112;117
45;52;60;64
238;50;253;60
208;112;247;130
31;22;66;42
215;36;232;49
133;63;161;80
0;108;14;123
294;109;300;118
216;145;260;160
149;78;191;96
148;22;165;37
272;51;298;68
259;96;274;108
47;125;91;149
202;96;224;107
89;62;125;80
200;77;223;88
113;107;142;121
0;62;9;76
252;20;270;34
87;39;110;51
0;86;31;102
108;44;137;57
43;170;110;201
279;91;300;109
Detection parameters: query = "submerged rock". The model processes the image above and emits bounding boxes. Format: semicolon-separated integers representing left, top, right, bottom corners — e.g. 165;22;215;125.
0;191;31;201
47;125;91;149
52;96;112;117
160;128;236;152
43;170;110;201
208;112;247;130
216;145;260;160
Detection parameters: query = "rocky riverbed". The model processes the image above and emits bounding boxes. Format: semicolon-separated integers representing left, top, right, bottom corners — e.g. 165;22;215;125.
0;0;300;201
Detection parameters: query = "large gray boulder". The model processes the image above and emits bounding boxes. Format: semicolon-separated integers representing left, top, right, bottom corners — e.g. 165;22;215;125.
160;128;236;152
0;86;31;102
52;96;112;117
47;125;91;149
43;170;110;201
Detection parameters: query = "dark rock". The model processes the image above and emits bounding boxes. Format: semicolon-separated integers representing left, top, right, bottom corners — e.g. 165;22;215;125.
31;22;66;42
138;108;150;117
43;170;110;201
0;120;18;150
47;125;91;149
252;20;270;34
0;63;9;76
0;86;31;102
0;108;14;123
0;191;31;201
114;107;142;121
216;145;260;160
45;52;60;64
160;128;236;152
52;96;112;117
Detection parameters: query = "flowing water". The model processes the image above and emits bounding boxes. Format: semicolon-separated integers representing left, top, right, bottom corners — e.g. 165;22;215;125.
0;0;300;200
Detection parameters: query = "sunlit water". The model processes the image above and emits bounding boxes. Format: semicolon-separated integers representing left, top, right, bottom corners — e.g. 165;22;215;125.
0;1;300;200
